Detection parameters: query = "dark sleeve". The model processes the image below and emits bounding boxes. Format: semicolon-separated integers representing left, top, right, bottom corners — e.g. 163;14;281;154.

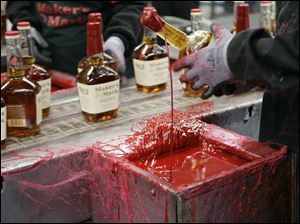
227;28;299;92
104;1;146;57
6;1;41;29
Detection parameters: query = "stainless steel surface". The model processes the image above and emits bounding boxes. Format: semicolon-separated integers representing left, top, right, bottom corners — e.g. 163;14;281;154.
1;71;264;223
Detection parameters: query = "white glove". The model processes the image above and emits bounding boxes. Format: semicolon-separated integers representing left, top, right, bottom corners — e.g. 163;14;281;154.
174;23;234;99
104;36;126;74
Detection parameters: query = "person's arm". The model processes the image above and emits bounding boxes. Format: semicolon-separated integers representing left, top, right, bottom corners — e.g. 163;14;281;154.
228;28;299;92
104;1;146;57
6;1;41;30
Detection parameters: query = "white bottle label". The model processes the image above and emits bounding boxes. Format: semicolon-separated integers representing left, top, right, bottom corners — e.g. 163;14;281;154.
36;93;42;125
1;106;6;141
37;78;51;110
77;80;120;114
133;57;169;87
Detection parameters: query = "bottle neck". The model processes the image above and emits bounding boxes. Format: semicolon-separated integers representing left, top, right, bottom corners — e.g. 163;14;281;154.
260;4;272;34
18;28;35;65
143;28;157;44
6;38;26;78
191;13;203;32
236;5;249;33
232;1;245;33
141;10;189;55
86;22;104;65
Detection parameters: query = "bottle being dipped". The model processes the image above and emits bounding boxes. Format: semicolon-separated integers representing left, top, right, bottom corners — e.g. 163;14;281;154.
1;97;6;149
140;6;212;97
260;1;274;37
179;8;210;97
77;12;118;73
77;22;120;122
17;21;51;118
231;1;245;34
132;27;169;93
1;31;41;137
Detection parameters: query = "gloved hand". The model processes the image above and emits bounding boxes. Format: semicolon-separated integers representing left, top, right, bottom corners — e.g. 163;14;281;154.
104;36;126;74
30;27;52;66
173;23;234;99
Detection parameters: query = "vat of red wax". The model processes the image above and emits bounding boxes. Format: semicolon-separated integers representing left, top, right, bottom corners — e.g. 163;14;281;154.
89;122;292;223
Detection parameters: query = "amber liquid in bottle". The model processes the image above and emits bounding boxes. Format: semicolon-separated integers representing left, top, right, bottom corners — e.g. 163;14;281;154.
1;97;6;149
17;21;51;118
132;28;169;93
1;31;41;137
140;7;212;97
77;12;118;73
77;22;120;122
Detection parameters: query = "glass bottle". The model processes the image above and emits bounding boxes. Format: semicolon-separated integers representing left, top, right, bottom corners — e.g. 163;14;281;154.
231;1;245;34
1;31;41;137
17;21;51;118
76;22;120;122
1;97;6;149
260;1;274;37
132;27;169;93
77;12;118;73
140;6;212;97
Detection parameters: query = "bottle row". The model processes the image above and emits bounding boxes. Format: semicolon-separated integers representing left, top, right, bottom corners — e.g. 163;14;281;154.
1;3;277;148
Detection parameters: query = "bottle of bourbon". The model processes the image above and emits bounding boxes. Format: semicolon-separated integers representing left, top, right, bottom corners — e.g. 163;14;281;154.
140;6;212;97
1;97;6;149
77;22;120;122
77;12;118;73
132;27;169;93
17;21;51;118
1;31;41;136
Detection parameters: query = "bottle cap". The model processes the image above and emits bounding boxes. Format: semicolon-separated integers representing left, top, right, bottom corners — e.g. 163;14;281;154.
5;31;20;39
88;12;102;23
140;6;163;32
191;8;202;13
237;3;249;17
260;1;272;6
17;21;31;30
143;6;156;12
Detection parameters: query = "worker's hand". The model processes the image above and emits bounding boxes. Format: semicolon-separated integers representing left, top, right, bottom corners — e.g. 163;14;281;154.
30;27;52;66
173;23;234;99
104;36;126;74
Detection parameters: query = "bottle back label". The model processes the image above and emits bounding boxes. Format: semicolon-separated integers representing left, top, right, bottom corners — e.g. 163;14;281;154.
1;106;6;141
133;57;169;87
7;105;27;127
36;93;42;125
77;80;120;114
37;78;51;109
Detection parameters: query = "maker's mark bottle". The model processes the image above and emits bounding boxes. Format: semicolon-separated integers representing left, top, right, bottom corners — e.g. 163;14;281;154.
77;22;120;122
17;21;51;119
132;26;169;93
140;6;212;97
1;31;41;137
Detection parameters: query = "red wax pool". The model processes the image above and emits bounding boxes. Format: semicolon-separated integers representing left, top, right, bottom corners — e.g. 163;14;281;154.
134;145;249;189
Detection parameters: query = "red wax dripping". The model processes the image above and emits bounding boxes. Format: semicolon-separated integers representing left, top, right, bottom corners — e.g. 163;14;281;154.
163;31;174;183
